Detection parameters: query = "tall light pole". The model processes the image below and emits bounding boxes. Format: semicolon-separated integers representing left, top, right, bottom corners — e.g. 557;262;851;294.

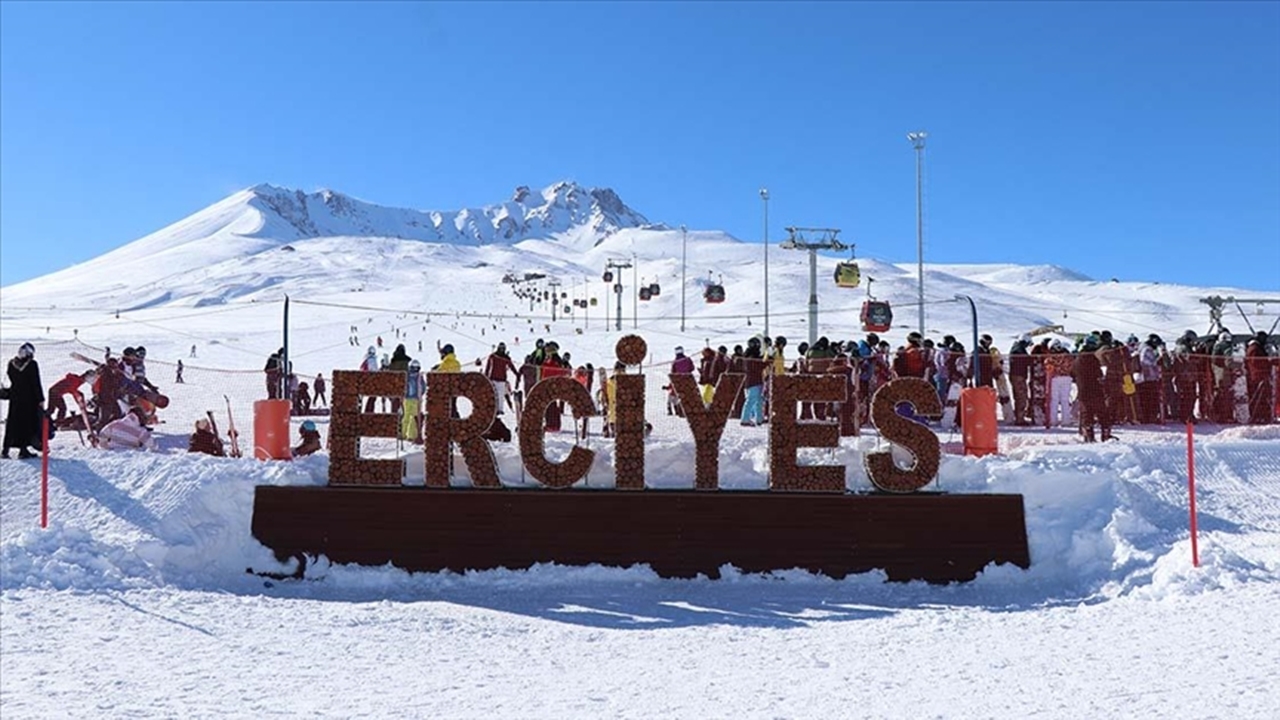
760;188;770;337
680;225;687;333
908;131;927;337
779;227;845;346
632;253;638;329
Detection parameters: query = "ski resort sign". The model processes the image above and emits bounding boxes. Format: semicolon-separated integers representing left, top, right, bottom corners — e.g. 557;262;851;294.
252;334;1029;582
325;335;943;493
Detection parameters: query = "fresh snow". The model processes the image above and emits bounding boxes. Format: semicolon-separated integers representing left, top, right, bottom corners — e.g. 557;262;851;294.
2;182;1279;718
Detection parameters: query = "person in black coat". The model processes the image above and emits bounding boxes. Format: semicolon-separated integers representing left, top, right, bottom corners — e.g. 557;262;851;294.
3;343;45;459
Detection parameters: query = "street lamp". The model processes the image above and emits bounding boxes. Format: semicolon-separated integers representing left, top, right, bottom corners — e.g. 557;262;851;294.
908;131;927;337
760;187;770;337
680;225;687;333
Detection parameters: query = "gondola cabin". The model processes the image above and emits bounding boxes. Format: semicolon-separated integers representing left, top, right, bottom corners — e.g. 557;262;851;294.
704;284;725;304
590;297;598;307
563;305;571;314
834;261;861;288
861;300;893;333
603;270;614;283
649;282;661;297
639;286;653;301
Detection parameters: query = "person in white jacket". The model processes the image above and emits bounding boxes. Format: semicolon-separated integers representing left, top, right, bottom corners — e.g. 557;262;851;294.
99;409;157;451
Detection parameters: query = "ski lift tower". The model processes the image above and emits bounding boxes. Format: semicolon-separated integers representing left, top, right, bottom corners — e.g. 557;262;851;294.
605;258;633;331
547;279;562;322
1200;295;1280;337
780;227;847;345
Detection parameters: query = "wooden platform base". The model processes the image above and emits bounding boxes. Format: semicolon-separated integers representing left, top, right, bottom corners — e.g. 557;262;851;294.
250;487;1030;583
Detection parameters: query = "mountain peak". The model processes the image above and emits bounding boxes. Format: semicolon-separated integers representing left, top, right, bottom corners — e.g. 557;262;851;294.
234;180;652;248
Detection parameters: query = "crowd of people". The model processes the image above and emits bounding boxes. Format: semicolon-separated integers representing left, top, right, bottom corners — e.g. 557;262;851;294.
319;325;1277;449
3;325;1275;461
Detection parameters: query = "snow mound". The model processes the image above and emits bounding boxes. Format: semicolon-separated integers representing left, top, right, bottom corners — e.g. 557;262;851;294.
3;425;1277;606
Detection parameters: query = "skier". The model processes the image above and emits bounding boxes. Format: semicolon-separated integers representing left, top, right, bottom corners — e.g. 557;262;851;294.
401;359;425;443
175;359;184;384
313;373;327;408
47;369;96;425
668;346;695;417
360;346;379;413
3;343;44;459
483;342;518;415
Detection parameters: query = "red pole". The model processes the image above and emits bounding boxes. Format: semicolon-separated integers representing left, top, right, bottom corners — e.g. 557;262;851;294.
1186;420;1199;567
41;413;49;529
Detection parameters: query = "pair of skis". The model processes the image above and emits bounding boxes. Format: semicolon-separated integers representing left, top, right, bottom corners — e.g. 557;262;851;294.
220;395;243;458
202;397;241;458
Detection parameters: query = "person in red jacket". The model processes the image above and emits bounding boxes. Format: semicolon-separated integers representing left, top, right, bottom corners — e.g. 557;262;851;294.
48;369;97;424
483;342;518;415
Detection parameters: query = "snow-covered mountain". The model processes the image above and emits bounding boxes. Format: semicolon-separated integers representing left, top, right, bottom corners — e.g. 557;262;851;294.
0;181;657;310
2;180;1273;363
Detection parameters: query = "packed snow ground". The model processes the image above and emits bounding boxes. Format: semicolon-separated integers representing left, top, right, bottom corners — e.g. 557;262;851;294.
2;419;1279;718
3;183;1280;717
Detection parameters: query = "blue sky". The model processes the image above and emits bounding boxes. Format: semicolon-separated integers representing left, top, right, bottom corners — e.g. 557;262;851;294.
2;1;1277;291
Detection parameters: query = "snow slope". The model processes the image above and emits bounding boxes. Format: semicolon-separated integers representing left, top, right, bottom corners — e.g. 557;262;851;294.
2;183;1279;718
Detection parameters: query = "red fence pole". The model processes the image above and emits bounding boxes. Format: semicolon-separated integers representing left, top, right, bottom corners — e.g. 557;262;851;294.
1186;420;1199;567
41;413;49;529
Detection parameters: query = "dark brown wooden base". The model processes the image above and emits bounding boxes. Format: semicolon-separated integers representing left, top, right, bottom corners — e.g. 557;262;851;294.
250;487;1030;583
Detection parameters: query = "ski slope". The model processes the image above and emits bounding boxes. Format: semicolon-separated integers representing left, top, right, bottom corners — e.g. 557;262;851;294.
2;182;1279;718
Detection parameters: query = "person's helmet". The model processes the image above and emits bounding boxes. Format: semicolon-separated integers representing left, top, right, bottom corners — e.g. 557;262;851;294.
440;344;454;355
497;342;506;352
1220;332;1233;342
123;347;137;357
300;420;317;433
135;346;147;359
674;346;684;355
17;342;34;359
867;333;880;346
1020;333;1032;343
367;346;376;355
775;336;787;347
408;359;421;371
1083;336;1099;351
1183;330;1198;342
535;338;545;348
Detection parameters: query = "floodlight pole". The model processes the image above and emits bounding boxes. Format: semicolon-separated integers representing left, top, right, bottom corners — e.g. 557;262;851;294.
680;225;687;333
909;131;927;337
760;188;770;338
